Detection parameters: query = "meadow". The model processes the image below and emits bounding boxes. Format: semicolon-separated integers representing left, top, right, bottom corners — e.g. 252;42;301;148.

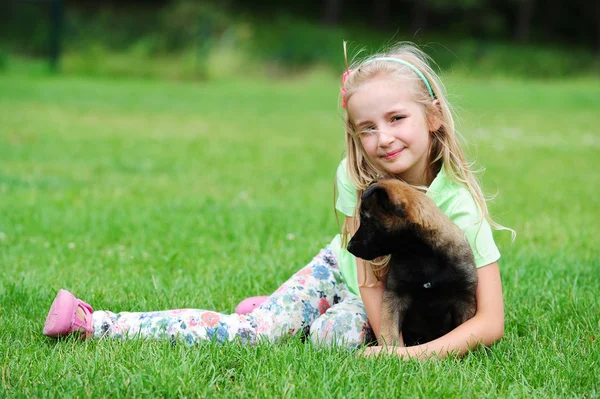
0;68;599;397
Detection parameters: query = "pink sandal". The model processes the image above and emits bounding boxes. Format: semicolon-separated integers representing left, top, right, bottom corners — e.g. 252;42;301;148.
235;295;269;315
43;289;94;339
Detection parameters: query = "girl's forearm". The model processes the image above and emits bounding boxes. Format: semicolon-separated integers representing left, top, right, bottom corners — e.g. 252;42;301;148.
389;312;504;359
359;284;385;339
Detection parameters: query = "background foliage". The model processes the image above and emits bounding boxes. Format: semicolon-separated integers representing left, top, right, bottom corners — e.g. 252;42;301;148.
1;0;598;79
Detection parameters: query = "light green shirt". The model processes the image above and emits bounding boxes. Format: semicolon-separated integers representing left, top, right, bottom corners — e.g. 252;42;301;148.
329;158;501;295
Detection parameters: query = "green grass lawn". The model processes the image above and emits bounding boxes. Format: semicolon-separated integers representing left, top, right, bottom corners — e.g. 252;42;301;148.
1;69;599;397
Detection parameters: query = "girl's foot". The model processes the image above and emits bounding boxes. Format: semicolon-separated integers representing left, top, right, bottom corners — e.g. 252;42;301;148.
235;296;269;315
43;289;94;338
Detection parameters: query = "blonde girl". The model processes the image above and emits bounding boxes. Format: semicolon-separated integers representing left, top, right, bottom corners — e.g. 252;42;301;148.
333;42;508;358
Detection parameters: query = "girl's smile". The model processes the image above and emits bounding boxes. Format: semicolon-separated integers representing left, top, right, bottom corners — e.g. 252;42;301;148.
382;148;404;160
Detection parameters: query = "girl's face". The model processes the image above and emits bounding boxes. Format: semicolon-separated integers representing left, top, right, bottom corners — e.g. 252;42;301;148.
347;74;433;186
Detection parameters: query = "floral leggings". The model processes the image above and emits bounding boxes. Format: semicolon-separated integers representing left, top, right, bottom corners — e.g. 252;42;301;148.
92;247;376;347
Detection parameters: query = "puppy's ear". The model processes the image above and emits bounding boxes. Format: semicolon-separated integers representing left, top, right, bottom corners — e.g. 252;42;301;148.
361;182;384;202
361;184;406;217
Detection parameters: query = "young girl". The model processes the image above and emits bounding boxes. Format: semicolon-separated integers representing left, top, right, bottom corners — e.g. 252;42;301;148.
43;42;507;359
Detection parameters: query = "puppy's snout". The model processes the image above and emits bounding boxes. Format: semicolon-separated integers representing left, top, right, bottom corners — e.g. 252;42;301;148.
346;238;357;254
346;237;363;258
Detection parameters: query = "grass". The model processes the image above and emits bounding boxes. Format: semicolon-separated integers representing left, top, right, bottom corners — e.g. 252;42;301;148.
0;67;599;397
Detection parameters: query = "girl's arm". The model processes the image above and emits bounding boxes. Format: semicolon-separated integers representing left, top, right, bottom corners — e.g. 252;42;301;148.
358;258;386;341
363;261;504;359
347;216;388;342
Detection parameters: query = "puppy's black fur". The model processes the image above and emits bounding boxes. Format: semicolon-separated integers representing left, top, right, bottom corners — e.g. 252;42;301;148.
347;179;478;347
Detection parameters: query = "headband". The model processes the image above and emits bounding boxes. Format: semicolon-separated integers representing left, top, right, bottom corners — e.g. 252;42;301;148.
341;57;436;109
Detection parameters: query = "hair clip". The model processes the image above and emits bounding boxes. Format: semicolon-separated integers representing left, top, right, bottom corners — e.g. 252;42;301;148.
341;69;353;109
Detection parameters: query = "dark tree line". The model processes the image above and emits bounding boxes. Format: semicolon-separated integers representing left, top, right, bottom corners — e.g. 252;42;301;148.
320;0;599;51
2;0;599;52
68;0;595;49
107;0;600;51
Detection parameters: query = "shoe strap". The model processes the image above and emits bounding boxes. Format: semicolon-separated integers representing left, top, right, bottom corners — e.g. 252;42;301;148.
72;299;94;338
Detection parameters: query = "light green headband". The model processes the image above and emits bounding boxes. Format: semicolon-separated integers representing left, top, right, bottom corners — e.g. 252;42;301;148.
365;57;436;99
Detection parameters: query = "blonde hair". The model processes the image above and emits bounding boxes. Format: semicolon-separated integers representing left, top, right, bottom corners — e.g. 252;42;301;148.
339;42;514;286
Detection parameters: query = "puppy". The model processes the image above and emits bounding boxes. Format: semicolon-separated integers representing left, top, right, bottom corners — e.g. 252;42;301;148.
347;179;478;347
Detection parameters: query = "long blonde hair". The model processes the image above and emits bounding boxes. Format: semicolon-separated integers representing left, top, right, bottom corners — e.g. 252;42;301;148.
339;42;514;285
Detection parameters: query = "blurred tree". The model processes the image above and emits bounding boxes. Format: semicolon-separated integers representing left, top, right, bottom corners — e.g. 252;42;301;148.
419;0;490;36
50;0;64;71
323;0;342;27
594;0;600;53
591;3;600;54
513;0;533;42
411;0;429;33
374;0;391;27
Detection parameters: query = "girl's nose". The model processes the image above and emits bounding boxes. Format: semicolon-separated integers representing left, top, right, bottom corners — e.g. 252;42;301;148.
378;130;395;147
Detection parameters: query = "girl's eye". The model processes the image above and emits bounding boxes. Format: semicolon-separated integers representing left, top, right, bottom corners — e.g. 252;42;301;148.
359;125;377;135
392;115;405;122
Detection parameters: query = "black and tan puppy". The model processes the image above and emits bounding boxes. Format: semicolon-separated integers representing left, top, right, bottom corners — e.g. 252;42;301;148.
347;179;478;347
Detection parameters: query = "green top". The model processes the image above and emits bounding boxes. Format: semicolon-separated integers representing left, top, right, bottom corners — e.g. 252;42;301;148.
329;158;501;296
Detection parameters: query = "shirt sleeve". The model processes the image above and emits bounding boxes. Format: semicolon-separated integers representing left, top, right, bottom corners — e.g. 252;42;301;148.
335;158;357;217
448;191;501;268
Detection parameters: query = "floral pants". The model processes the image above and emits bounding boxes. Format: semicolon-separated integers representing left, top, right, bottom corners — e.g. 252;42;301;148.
92;247;376;347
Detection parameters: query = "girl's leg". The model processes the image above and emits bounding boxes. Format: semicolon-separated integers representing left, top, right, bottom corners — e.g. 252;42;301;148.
92;247;350;344
309;295;376;348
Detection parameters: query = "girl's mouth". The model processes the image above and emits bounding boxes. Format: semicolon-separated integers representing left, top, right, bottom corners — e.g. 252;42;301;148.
382;148;403;160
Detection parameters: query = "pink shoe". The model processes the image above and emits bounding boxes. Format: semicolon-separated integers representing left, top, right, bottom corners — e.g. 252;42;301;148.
43;289;94;339
235;295;269;315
